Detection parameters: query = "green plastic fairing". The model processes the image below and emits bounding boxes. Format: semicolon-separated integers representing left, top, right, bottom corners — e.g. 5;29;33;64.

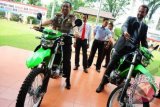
26;47;51;68
43;29;62;40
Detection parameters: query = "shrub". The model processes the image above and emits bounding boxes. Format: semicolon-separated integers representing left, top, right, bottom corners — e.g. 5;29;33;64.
27;16;39;24
114;27;122;40
10;13;20;22
0;11;5;18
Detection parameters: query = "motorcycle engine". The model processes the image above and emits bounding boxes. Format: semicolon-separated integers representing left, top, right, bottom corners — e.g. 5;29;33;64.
109;70;123;85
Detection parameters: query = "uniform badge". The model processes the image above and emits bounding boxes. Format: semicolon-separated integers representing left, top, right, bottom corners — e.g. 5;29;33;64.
68;19;71;22
58;18;62;24
66;18;71;24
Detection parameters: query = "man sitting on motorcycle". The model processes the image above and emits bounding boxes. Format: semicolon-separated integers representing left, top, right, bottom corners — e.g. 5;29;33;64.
34;1;76;89
96;5;149;93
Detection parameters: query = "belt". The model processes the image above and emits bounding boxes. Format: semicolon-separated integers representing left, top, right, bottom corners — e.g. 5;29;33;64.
95;39;105;43
77;38;88;41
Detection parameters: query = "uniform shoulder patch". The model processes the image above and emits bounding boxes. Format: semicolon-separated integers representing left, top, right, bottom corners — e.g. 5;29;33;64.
56;13;62;17
69;14;75;18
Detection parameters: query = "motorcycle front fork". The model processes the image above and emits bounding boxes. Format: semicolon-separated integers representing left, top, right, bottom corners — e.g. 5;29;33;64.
119;52;138;104
40;43;64;93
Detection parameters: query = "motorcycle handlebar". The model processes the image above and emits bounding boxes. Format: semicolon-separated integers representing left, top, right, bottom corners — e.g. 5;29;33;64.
33;27;74;37
33;26;44;32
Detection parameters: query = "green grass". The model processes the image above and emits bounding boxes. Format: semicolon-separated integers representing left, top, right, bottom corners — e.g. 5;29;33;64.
147;51;160;76
0;19;40;50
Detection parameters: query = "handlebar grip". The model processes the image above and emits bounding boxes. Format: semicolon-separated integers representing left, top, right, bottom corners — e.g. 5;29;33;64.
128;38;134;44
38;27;44;32
33;27;44;32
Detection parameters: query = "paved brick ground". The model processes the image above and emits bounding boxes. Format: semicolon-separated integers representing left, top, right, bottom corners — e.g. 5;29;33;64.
0;46;159;107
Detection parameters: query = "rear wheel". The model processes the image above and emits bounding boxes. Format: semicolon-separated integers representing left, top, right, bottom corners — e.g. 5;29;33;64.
107;84;150;107
16;68;46;107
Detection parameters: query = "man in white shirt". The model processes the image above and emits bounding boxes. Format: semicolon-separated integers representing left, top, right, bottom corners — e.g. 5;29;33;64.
73;14;91;73
88;18;113;72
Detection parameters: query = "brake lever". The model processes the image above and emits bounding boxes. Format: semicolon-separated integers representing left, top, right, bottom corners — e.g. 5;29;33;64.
128;38;134;44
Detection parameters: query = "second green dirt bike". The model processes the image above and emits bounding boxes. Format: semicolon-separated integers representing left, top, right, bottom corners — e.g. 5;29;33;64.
107;38;159;107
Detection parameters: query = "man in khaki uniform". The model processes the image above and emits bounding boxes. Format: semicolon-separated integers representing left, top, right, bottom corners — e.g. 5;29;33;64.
36;1;75;89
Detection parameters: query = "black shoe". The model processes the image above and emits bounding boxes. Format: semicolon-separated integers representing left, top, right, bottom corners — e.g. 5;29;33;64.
87;65;91;68
84;69;88;73
73;66;78;70
62;74;67;78
65;79;71;90
154;93;160;99
65;84;71;89
96;84;104;93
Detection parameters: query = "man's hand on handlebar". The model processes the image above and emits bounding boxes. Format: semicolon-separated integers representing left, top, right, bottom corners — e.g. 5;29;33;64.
124;31;130;40
33;26;44;32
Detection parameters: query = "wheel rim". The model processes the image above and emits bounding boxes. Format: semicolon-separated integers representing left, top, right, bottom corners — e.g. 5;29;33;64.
109;88;123;107
24;73;44;107
108;86;149;107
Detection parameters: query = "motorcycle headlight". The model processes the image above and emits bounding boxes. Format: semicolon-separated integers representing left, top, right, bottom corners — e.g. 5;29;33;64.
141;56;150;67
41;38;54;48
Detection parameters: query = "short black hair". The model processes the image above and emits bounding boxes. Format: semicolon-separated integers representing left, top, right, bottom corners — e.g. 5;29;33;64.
63;1;72;8
109;22;114;27
140;5;149;14
83;14;88;19
103;18;109;22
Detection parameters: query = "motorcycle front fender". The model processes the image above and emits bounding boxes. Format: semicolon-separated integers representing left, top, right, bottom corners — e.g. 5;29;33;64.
134;64;157;92
26;47;51;68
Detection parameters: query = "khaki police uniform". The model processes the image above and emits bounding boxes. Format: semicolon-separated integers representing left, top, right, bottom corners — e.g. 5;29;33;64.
51;13;76;83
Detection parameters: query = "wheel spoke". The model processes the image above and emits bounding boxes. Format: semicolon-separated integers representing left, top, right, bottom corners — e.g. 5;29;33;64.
16;68;46;107
25;73;44;107
108;84;149;107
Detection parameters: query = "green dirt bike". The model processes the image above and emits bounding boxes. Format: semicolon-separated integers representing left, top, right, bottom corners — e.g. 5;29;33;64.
16;13;82;107
107;37;159;107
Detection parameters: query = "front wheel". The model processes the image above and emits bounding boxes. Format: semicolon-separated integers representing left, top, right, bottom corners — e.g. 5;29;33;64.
107;85;150;107
16;68;47;107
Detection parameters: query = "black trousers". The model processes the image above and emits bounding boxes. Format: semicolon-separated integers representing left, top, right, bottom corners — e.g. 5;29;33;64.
100;42;112;67
63;43;72;82
75;38;88;69
88;39;104;69
53;38;72;83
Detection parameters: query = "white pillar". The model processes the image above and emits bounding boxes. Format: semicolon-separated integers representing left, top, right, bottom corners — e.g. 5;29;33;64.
6;12;11;20
96;0;103;25
51;1;55;19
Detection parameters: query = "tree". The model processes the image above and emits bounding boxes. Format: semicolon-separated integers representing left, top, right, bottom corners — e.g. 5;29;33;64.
84;0;97;8
146;0;160;20
14;0;21;2
47;1;61;18
102;0;130;17
28;0;41;5
66;0;85;10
